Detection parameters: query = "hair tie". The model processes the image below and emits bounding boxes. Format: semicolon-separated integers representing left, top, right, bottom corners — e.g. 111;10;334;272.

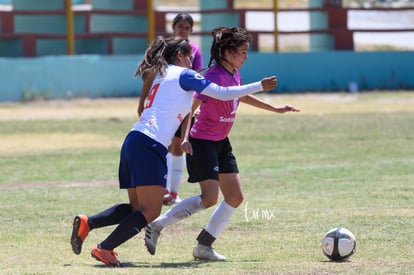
215;32;222;43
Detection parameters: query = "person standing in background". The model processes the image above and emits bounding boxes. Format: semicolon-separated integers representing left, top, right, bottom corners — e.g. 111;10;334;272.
138;13;203;205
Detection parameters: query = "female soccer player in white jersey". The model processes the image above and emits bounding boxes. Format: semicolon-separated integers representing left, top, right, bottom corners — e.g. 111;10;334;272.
145;27;300;261
70;35;277;267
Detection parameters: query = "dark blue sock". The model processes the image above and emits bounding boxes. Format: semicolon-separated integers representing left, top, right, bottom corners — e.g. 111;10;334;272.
99;211;148;250
88;203;132;230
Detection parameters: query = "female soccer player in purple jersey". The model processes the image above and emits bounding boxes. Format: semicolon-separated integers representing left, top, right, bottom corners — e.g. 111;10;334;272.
70;35;277;267
145;27;300;261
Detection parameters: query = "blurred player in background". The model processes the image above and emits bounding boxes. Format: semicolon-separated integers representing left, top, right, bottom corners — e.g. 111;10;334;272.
138;13;203;205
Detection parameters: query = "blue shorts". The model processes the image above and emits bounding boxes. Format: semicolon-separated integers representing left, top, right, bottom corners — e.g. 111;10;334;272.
118;131;168;189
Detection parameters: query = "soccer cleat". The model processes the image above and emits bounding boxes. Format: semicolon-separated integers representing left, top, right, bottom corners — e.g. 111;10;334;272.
144;224;161;255
71;214;90;255
193;244;227;261
163;191;182;205
91;245;120;267
162;189;172;205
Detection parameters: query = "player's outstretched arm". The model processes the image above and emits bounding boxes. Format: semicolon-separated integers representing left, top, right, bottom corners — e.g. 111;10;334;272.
240;94;300;113
181;69;278;101
200;75;277;101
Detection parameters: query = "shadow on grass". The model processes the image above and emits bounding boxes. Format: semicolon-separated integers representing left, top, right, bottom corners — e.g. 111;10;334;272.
92;259;261;269
92;260;209;269
319;260;352;264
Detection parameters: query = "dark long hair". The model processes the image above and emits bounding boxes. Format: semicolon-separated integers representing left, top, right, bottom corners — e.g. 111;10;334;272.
134;36;192;79
208;26;252;67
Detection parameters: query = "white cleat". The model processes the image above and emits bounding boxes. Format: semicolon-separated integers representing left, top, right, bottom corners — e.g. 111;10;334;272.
193;244;227;261
144;224;161;255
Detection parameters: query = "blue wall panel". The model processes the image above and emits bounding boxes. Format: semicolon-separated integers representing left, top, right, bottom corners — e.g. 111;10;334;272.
12;0;65;10
90;15;147;33
0;39;22;57
91;0;135;10
1;51;413;102
0;55;142;101
241;51;414;92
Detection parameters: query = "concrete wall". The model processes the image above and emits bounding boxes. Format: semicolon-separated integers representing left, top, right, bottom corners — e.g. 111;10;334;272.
1;51;413;102
0;55;142;101
242;51;414;92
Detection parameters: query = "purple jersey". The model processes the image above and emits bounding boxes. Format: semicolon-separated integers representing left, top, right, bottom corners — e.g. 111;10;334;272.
190;64;242;141
189;41;203;72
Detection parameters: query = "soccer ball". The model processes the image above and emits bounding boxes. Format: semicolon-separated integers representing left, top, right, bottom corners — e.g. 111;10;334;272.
321;227;356;261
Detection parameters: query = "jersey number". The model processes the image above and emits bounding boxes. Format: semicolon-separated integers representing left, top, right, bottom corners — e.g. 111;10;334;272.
145;83;160;109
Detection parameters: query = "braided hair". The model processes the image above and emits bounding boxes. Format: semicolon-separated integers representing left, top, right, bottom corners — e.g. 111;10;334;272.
134;36;192;79
208;26;252;67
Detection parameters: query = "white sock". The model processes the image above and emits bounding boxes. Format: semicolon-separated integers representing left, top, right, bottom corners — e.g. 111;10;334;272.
168;154;185;193
152;196;205;231
165;152;173;191
205;201;236;238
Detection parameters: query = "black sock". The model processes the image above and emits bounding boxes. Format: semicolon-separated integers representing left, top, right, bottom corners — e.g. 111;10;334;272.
88;203;132;230
99;211;148;250
196;229;216;247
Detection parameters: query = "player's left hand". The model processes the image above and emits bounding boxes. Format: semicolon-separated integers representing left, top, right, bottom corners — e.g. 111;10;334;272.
281;105;300;113
181;140;193;155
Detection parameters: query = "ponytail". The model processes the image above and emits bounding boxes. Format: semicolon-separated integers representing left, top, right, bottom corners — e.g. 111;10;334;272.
134;36;192;79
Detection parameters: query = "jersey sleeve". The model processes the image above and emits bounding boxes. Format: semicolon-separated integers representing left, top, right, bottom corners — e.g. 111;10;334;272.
179;68;264;101
201;81;263;101
179;69;211;92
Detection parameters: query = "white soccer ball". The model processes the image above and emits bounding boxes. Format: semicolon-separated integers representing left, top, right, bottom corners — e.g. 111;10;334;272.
321;227;356;261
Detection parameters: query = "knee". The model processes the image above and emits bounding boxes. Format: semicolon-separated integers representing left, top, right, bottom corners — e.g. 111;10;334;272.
226;193;244;208
201;195;218;209
237;193;244;206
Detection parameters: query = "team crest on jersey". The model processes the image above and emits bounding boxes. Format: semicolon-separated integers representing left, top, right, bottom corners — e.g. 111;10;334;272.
194;73;204;80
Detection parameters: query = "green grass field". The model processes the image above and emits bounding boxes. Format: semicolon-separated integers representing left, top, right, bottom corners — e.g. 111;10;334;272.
1;92;413;274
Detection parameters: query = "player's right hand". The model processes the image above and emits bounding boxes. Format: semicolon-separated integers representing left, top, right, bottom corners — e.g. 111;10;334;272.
261;76;278;91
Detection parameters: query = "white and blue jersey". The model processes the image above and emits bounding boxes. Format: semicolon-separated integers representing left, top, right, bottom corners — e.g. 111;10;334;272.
133;64;264;149
133;65;210;148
